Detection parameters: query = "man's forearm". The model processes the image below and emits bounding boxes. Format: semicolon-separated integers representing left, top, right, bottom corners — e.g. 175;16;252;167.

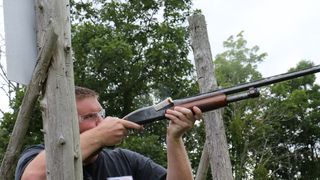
21;130;102;179
80;129;103;163
21;151;46;180
166;136;193;180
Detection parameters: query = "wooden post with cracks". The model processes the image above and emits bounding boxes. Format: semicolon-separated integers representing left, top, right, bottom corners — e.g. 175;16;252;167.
0;0;82;179
188;14;233;180
37;0;82;179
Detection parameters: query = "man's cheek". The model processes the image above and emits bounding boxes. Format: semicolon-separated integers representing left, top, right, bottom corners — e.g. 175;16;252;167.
79;121;96;133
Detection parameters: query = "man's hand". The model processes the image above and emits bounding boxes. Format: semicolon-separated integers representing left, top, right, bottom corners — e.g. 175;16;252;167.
94;117;143;146
165;106;202;139
165;106;202;180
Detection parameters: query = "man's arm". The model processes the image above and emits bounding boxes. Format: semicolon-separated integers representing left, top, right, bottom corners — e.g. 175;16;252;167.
20;130;105;180
165;106;202;180
19;118;141;180
20;151;46;180
20;131;103;180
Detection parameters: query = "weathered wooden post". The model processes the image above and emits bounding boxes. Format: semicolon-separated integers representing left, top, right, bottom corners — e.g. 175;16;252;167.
0;0;82;179
188;14;233;180
37;0;82;179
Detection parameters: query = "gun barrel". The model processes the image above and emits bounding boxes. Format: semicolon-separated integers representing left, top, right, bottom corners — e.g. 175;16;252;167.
174;65;320;105
223;65;320;94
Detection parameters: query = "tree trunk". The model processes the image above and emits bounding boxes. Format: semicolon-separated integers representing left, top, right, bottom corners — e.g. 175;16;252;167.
188;14;233;180
39;0;82;179
195;142;209;180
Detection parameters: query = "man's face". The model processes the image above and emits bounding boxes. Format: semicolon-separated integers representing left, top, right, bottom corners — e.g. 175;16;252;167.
76;96;103;133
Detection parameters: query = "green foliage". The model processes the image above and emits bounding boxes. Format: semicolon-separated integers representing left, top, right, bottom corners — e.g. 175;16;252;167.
0;88;43;162
253;164;269;180
71;0;196;117
262;61;320;179
70;0;198;168
215;31;266;87
214;33;320;179
214;31;267;179
1;0;198;171
215;37;320;180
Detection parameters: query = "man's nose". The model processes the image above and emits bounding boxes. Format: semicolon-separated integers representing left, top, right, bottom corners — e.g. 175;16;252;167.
95;115;104;125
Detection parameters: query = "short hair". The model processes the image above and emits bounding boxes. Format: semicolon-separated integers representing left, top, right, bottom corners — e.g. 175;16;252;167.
75;86;99;100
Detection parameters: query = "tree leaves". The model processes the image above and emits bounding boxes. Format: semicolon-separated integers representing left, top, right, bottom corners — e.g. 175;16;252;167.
71;0;197;166
214;33;320;179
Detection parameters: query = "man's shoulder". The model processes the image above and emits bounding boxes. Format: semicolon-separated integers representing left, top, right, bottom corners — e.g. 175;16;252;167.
23;144;45;152
19;144;44;159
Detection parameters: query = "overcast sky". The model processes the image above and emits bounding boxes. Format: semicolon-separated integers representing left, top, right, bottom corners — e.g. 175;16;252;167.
192;0;320;77
1;0;320;113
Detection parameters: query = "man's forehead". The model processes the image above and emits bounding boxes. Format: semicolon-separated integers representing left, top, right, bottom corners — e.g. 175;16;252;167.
76;97;102;112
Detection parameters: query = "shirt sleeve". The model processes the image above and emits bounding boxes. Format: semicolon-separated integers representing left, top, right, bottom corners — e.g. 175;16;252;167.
15;145;45;180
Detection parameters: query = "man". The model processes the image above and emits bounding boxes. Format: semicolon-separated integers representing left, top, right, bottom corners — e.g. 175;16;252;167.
15;86;202;180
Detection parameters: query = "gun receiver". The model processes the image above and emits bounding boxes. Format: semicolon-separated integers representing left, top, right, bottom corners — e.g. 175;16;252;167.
123;65;320;125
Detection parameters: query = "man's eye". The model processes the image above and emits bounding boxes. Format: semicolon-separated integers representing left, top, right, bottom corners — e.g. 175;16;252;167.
83;114;97;120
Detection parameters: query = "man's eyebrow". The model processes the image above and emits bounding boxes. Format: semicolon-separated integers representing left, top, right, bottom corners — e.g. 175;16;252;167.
80;112;95;118
83;112;96;116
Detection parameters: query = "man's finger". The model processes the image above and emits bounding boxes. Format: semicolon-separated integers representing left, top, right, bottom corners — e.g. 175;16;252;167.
192;106;203;120
119;119;143;130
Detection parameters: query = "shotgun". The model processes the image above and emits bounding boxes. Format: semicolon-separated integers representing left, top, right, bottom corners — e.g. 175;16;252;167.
123;65;320;124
